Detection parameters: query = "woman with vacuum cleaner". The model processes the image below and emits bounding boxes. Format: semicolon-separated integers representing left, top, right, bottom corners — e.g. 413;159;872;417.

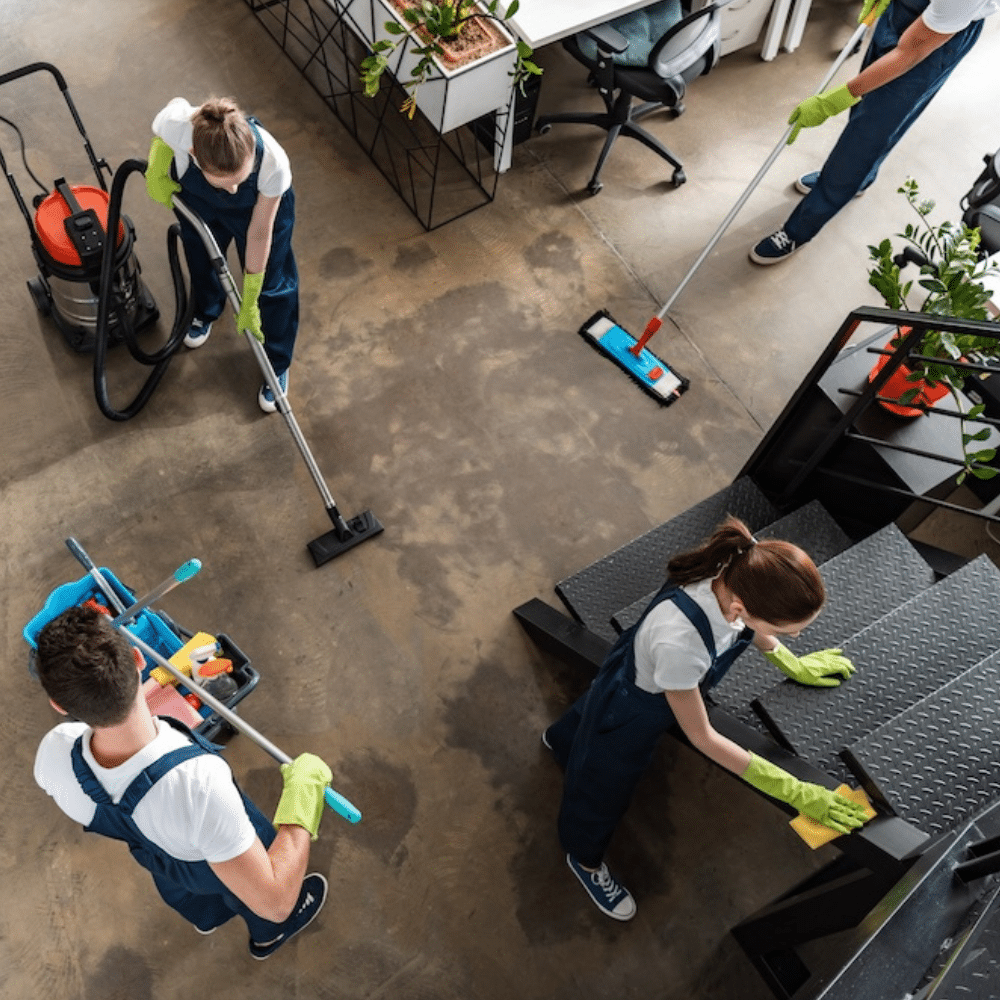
34;604;329;957
544;518;870;920
145;96;298;412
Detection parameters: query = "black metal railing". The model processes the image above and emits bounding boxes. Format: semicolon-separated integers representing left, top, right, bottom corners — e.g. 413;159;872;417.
741;305;1000;532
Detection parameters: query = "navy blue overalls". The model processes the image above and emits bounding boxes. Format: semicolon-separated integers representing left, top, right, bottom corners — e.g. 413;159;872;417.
548;582;753;868
783;0;985;246
176;118;299;377
70;716;284;940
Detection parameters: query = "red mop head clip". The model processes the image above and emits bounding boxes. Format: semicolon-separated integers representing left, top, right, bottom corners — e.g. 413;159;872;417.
629;317;662;358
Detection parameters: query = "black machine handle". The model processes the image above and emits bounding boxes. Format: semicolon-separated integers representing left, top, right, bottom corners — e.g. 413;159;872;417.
0;61;69;91
0;61;110;234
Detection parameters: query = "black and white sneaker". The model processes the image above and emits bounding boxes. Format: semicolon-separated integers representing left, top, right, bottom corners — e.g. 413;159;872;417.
566;854;636;921
795;170;866;198
749;228;799;265
184;318;213;349
249;872;328;959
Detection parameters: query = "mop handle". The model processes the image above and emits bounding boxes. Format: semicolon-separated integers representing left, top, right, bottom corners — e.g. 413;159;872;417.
123;627;362;824
630;19;872;355
66;537;129;614
170;196;340;514
110;559;202;626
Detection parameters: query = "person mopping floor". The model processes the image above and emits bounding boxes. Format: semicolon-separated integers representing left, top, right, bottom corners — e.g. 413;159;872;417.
749;0;996;265
543;518;870;920
145;96;299;411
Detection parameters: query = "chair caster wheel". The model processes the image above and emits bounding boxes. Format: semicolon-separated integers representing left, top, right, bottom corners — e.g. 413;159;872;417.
672;169;687;188
587;179;604;196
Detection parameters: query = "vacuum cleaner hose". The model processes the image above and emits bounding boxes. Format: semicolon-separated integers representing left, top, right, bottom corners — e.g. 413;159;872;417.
92;157;191;421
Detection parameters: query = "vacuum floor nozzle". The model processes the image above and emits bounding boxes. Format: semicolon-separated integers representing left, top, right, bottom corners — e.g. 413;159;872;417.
308;511;385;567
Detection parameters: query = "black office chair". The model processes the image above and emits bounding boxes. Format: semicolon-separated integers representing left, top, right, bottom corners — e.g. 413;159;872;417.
536;0;722;195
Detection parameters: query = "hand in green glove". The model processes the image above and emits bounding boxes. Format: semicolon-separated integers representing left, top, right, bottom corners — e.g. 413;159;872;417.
787;84;860;145
742;753;870;834
858;0;891;24
145;136;181;209
273;752;333;840
237;271;265;344
764;643;856;688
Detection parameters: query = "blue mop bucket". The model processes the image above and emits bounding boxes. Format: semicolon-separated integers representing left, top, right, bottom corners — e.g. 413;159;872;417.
25;569;258;740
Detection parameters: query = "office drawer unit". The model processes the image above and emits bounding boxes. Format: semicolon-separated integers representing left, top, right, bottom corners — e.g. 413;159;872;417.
717;0;775;55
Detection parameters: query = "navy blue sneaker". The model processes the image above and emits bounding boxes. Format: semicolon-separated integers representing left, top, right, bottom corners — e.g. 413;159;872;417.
249;872;327;959
566;855;636;921
749;228;799;265
795;171;865;198
183;318;213;349
258;369;289;414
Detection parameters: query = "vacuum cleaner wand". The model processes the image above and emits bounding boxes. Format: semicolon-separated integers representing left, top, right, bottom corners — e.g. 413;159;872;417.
171;197;383;566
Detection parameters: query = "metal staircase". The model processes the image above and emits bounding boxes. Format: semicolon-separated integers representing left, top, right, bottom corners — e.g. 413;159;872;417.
513;306;1000;1000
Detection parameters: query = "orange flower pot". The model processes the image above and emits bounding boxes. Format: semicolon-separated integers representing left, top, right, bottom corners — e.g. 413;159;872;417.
868;331;952;417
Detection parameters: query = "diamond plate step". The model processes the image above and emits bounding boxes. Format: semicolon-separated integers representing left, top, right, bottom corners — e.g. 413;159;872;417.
609;500;851;636
555;478;779;643
842;652;1000;838
712;523;937;724
752;555;1000;779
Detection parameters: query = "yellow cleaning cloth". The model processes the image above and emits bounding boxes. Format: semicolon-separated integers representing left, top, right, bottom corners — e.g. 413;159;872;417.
149;632;217;686
790;785;877;849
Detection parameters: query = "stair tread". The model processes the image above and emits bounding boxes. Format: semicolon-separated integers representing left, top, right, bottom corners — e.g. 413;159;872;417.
752;555;1000;776
712;522;936;721
555;477;779;643
843;651;1000;838
610;499;852;635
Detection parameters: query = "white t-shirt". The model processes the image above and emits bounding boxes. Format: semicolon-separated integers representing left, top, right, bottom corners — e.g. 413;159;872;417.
632;578;746;694
34;718;258;864
924;0;999;33
151;97;292;199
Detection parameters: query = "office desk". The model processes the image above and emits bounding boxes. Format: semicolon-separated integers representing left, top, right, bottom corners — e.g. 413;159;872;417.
506;0;658;48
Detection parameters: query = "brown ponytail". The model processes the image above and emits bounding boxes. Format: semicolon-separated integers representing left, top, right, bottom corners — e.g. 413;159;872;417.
667;516;824;625
191;97;254;174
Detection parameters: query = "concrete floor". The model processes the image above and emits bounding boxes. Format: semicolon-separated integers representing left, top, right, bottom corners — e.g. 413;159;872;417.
3;2;999;997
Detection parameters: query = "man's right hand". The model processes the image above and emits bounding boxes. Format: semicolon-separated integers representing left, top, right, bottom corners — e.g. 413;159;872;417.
145;136;181;208
273;753;333;840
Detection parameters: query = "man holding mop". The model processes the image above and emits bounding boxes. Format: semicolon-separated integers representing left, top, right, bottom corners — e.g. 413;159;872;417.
33;604;329;959
750;0;997;264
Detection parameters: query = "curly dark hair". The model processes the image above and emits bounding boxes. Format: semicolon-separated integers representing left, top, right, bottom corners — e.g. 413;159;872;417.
36;605;139;727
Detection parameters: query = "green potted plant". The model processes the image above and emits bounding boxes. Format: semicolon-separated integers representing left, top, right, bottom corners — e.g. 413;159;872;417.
867;178;1000;485
358;0;540;125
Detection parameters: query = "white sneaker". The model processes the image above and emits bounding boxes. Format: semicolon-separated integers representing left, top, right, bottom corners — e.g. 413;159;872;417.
183;318;213;349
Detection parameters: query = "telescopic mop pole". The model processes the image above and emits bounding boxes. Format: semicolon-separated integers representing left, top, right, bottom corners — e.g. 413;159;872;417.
627;18;873;358
64;537;362;824
110;559;202;626
123;627;362;824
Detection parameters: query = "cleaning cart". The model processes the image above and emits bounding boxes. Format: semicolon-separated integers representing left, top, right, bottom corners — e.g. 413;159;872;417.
24;562;258;742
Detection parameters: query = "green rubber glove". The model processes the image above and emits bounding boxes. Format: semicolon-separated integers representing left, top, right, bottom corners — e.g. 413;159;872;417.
764;644;856;687
742;753;869;834
858;0;891;24
145;136;181;208
787;84;860;145
272;753;333;840
237;271;265;344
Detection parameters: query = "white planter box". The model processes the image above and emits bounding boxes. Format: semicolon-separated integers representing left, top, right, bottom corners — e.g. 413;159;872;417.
330;0;518;133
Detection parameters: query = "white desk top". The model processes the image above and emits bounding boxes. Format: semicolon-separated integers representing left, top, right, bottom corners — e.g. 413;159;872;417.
506;0;657;48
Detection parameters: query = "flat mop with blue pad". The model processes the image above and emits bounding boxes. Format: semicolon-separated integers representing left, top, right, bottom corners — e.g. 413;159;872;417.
579;309;689;405
582;16;873;403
